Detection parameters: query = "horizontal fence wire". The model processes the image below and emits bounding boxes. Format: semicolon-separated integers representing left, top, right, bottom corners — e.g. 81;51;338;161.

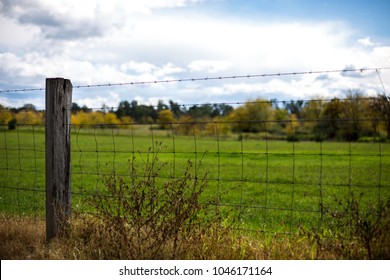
67;118;390;234
1;102;390;234
1;66;390;235
1;67;389;94
0;123;45;217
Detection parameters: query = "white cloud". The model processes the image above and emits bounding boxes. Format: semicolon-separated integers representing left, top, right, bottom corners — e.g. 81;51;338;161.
0;0;389;108
153;63;185;77
120;61;156;74
75;91;121;109
0;15;40;49
358;37;375;47
370;46;390;67
189;60;232;73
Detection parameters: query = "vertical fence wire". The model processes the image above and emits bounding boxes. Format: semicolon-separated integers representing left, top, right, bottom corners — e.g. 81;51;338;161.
0;119;45;225
68;117;389;234
318;135;324;231
1;100;390;235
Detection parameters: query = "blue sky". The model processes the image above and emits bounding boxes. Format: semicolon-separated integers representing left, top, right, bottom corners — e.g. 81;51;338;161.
216;0;390;37
0;0;389;109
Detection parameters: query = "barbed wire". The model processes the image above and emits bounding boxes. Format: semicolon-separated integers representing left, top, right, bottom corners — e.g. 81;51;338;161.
0;87;46;94
0;67;389;94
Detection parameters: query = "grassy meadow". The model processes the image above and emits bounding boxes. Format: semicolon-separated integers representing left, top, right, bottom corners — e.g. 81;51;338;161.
1;124;389;234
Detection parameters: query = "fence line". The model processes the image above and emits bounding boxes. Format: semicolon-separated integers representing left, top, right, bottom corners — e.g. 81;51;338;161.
1;76;390;240
0;123;45;215
1;111;389;236
68;119;389;234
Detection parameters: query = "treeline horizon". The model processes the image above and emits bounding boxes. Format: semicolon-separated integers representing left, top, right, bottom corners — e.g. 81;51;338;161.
1;91;389;141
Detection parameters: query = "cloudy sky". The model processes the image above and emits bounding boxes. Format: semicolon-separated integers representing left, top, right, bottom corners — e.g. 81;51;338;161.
0;0;389;109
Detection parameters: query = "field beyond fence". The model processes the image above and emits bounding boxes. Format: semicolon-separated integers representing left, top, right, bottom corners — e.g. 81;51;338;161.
1;74;390;259
1;122;389;234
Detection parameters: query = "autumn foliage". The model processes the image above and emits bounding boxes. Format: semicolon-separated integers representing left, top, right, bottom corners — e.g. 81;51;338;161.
1;92;389;141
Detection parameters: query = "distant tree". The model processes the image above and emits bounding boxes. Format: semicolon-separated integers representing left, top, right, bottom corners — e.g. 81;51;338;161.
101;103;110;113
157;109;175;129
228;99;273;133
157;100;169;112
81;105;92;113
371;93;390;139
103;112;121;127
299;99;326;140
8;118;17;130
187;104;210;118
286;113;299;141
272;108;289;133
0;105;13;125
19;103;37;112
15;111;44;125
270;98;280;109
71;111;101;127
186;103;233;118
116;101;131;119
176;115;199;136
135;104;157;123
318;98;343;139
169;100;183;118
213;103;234;117
72;103;81;113
284;100;304;119
338;91;369;141
120;116;134;129
204;117;231;138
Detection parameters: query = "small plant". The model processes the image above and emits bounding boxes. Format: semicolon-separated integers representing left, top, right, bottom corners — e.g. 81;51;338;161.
8;118;17;130
87;142;225;259
306;192;390;259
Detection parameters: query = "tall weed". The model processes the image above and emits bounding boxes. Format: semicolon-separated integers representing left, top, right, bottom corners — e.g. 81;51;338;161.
85;143;227;259
305;192;390;259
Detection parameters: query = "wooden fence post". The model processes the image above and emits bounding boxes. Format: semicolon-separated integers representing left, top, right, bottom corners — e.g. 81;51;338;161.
45;77;72;242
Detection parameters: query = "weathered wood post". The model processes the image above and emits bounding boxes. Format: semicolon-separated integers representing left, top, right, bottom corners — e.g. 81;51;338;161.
45;78;72;242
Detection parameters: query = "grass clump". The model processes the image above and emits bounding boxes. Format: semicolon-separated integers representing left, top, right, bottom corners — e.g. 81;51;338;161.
0;214;46;259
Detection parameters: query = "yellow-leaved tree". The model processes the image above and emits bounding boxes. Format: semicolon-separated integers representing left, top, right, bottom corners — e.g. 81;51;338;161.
157;109;175;129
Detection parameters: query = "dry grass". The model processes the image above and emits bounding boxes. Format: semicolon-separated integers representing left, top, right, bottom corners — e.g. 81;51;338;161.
0;213;47;259
2;212;386;260
0;213;308;260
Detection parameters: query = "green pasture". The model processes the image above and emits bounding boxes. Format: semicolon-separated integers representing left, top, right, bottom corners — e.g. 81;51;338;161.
1;125;390;233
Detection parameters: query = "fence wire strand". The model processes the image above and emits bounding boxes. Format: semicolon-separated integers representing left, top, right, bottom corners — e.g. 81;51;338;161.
68;118;389;233
1;113;390;234
1;68;390;235
1;67;389;94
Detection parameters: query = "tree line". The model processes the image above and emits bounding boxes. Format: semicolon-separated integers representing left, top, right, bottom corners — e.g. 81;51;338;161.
1;91;389;141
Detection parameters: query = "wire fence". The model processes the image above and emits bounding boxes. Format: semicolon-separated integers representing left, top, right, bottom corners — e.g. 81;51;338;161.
1;69;390;236
70;120;389;233
1;112;389;234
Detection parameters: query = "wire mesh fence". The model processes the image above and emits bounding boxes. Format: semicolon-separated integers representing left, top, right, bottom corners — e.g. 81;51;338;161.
1;109;389;234
70;119;390;233
1;69;390;236
0;122;45;215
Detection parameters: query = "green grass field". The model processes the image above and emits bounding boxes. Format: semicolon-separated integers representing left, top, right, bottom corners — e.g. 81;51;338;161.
1;125;390;233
